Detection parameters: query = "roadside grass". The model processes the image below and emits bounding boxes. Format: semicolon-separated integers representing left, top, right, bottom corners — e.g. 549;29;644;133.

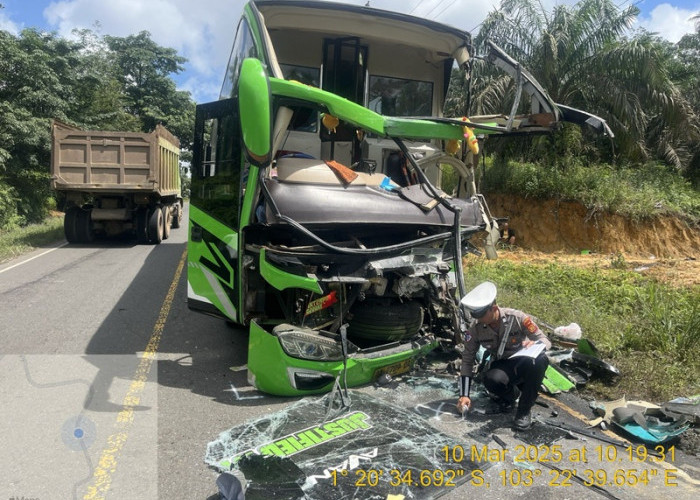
0;214;64;263
463;257;700;403
481;159;700;225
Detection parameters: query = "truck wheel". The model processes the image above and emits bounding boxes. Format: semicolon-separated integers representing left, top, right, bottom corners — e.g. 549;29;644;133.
172;203;181;229
161;205;171;240
136;208;149;244
76;209;95;243
64;207;79;243
148;206;164;244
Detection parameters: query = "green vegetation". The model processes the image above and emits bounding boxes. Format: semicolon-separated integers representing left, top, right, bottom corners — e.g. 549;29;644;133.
474;0;699;177
463;258;700;402
0;214;64;263
446;0;700;185
0;28;195;229
480;158;700;224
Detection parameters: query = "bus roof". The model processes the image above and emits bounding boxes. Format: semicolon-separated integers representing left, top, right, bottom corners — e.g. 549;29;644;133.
254;0;472;65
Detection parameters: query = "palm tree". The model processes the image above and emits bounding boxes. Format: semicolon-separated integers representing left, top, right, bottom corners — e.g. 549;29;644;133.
467;0;699;169
675;13;700;182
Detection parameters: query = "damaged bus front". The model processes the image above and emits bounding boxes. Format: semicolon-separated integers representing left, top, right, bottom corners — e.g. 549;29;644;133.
187;0;611;396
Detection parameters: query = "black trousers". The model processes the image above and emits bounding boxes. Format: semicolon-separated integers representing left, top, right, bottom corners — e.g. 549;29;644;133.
483;353;549;416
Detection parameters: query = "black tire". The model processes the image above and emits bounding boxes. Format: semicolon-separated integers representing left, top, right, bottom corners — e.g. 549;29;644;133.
136;208;149;244
161;205;171;240
148;206;164;244
347;299;424;342
171;203;181;229
64;206;79;243
76;209;94;243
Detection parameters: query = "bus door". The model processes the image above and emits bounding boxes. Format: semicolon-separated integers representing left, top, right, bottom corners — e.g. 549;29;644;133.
187;98;244;322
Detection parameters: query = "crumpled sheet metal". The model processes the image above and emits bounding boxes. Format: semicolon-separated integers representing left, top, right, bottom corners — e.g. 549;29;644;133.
664;395;700;425
205;391;485;499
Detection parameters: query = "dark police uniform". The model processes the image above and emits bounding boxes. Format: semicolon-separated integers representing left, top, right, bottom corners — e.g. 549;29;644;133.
458;282;551;426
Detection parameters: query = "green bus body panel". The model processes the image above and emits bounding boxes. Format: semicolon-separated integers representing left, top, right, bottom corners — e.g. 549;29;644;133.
269;77;498;141
239;58;271;163
384;118;464;140
188;204;239;321
269;78;386;135
190;203;238;240
259;248;323;294
247;320;439;396
239;164;259;231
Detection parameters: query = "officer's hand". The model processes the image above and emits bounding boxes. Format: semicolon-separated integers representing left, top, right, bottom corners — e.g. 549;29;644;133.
456;396;471;414
522;339;535;348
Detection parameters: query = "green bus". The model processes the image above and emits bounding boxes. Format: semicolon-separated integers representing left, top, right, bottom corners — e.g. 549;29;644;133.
187;0;610;396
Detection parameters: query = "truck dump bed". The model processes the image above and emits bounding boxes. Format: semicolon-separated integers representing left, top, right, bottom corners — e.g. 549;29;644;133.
51;121;181;196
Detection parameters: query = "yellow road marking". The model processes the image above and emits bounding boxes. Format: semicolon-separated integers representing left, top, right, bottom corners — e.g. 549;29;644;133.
83;248;187;500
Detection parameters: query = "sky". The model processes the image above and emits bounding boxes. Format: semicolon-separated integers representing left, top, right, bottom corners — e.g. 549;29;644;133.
1;0;698;104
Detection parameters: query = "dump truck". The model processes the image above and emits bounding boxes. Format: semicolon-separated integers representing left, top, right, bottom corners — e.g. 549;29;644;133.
51;121;184;244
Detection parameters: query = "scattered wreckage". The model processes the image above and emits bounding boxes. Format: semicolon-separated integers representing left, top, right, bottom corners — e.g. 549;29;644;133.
206;364;698;500
190;4;697;497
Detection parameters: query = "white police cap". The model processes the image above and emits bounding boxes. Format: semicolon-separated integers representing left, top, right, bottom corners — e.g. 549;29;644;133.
460;281;497;317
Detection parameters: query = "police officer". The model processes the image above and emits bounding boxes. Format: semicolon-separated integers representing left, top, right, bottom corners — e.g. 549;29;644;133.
456;281;551;430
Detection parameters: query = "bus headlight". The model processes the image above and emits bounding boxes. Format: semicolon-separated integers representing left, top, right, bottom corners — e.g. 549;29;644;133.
275;326;346;361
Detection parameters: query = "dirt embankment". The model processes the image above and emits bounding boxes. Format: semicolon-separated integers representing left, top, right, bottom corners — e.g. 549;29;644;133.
484;194;700;287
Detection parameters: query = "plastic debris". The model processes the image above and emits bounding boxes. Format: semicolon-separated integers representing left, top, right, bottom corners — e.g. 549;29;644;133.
217;472;246;500
541;365;576;394
553;323;582;341
589;397;690;445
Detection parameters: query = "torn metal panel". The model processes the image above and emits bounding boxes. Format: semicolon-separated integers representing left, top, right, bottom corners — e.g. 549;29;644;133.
368;247;450;277
664;395;700;425
485;41;557;119
205;391;486;499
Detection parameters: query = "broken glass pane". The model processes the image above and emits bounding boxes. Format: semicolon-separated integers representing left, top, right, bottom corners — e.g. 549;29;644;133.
206;391;489;499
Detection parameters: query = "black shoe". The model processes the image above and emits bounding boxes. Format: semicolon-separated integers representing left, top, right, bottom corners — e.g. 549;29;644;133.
513;411;532;430
485;399;514;414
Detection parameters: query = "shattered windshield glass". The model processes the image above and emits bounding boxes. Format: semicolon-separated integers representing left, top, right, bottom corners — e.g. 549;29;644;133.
206;390;486;499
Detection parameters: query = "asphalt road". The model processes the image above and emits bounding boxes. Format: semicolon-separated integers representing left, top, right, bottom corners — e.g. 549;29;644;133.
0;204;292;499
1;204;698;500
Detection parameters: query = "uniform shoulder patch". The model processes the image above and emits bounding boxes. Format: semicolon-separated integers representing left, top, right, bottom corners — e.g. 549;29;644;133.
523;316;538;334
